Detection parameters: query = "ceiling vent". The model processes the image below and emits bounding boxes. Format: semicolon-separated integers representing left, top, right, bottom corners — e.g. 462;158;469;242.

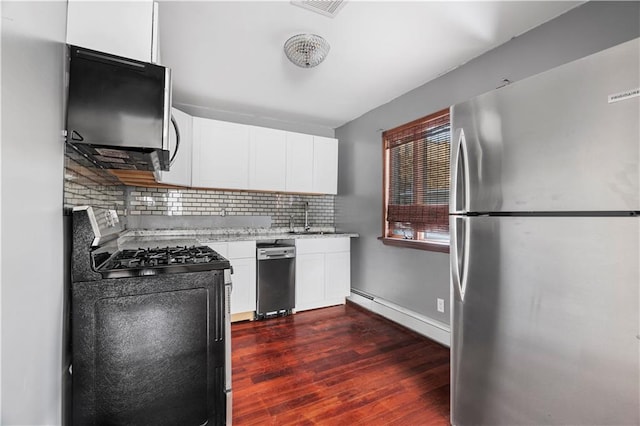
291;1;347;18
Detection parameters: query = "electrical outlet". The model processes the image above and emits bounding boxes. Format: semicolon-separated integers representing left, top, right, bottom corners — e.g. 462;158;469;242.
437;298;445;313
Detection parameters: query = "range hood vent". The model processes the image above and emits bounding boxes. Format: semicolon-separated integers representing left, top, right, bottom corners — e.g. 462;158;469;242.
66;45;172;173
291;0;346;18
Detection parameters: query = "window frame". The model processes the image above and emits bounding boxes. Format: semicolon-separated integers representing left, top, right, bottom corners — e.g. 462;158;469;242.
379;108;451;253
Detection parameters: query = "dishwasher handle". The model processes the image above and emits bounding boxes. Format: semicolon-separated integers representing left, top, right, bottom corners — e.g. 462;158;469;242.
261;253;294;259
257;246;296;260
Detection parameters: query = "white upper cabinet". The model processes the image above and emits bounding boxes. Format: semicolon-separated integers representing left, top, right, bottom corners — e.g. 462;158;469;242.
158;108;192;187
249;126;287;192
313;136;339;195
186;116;338;194
192;118;250;190
66;0;157;63
286;132;314;193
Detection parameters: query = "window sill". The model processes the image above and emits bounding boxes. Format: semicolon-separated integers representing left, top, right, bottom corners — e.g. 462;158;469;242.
378;236;450;253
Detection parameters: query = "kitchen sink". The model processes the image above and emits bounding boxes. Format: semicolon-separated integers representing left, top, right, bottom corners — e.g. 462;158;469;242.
288;231;336;235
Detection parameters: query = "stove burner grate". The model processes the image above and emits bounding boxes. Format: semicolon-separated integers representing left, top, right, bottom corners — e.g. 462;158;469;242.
97;245;229;278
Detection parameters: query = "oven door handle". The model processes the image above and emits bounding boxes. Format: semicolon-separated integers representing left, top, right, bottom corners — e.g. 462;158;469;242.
224;281;232;390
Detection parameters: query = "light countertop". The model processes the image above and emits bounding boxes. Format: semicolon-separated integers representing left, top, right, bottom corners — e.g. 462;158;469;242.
117;228;358;249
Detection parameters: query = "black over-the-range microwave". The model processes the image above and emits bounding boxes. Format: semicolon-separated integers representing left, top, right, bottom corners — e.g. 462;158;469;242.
65;45;173;172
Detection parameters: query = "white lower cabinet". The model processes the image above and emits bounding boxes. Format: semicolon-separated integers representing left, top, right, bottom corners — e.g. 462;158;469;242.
296;254;325;310
228;256;256;314
295;237;351;312
205;241;256;315
205;237;350;316
324;251;350;300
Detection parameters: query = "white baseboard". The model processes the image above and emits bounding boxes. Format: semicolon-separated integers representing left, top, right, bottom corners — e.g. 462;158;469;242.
348;292;450;347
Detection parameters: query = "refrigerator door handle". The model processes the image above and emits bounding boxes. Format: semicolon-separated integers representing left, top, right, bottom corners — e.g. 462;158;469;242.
451;215;469;302
451;129;470;214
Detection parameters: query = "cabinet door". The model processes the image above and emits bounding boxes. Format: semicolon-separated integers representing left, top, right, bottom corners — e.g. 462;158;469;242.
249;126;286;191
158;108;192;187
192;118;250;190
313;136;339;194
286;132;314;193
67;0;155;62
229;257;256;314
295;254;325;312
325;251;350;300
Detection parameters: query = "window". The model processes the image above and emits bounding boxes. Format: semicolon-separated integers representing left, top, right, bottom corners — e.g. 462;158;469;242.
381;108;451;252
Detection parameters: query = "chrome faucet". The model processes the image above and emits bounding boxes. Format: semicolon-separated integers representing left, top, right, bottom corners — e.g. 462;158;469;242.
304;202;310;231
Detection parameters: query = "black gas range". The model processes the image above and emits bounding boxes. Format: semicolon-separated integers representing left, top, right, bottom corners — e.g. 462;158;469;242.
95;245;230;278
70;206;232;426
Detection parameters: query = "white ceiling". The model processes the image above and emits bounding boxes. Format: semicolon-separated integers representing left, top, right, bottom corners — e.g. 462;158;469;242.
157;1;581;130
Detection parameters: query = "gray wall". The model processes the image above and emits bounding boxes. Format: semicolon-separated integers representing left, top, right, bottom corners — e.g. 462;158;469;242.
1;1;67;424
335;1;640;325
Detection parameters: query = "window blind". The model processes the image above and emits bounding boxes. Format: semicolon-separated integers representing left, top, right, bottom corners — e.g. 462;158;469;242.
383;109;450;240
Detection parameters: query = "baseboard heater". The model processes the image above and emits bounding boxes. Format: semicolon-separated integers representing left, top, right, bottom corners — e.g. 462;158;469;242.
351;288;374;300
348;290;451;347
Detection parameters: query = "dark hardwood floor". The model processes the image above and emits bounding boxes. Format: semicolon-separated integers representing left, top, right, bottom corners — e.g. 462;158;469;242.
231;302;451;425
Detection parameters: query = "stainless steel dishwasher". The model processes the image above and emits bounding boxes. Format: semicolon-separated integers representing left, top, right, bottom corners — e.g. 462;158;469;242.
256;243;295;319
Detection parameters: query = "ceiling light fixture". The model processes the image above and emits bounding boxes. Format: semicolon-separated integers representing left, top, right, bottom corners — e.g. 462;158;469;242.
284;34;330;68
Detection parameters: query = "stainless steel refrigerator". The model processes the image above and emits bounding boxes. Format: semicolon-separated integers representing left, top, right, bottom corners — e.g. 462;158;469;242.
450;38;639;425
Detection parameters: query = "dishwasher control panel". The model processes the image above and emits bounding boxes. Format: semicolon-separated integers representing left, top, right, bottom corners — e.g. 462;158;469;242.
256;245;295;260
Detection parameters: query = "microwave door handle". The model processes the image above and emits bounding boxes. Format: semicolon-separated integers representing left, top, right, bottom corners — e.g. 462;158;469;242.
169;114;180;166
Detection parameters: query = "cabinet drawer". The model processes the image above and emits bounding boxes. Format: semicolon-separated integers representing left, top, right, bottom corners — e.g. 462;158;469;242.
205;242;228;258
295;237;350;254
228;241;256;259
205;241;256;259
